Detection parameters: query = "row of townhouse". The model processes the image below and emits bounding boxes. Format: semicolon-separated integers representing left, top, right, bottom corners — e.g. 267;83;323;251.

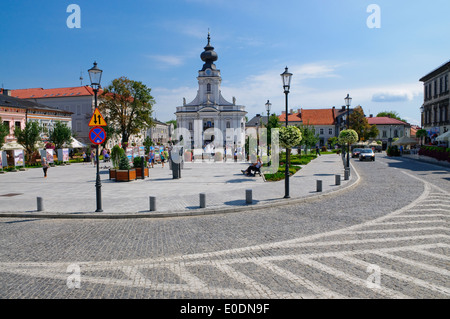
8;86;172;148
0;89;72;144
246;106;412;149
247;106;353;148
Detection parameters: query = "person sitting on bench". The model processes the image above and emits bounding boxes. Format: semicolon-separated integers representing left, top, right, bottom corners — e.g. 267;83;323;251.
242;157;262;176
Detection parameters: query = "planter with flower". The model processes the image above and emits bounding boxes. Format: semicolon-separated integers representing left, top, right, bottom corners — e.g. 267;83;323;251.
109;145;125;180
133;156;149;179
115;154;136;182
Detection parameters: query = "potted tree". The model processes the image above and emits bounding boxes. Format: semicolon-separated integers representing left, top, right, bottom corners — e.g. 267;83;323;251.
115;153;136;182
109;145;125;179
133;156;149;179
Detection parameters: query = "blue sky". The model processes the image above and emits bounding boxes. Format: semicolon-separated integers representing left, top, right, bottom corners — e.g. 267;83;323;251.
1;0;449;125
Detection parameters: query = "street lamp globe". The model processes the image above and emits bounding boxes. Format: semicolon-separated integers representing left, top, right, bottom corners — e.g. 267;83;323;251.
265;100;272;114
345;93;352;107
88;61;103;88
281;67;293;93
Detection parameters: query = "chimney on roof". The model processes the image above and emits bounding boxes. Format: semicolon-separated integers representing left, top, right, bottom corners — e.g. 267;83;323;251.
369;114;373;118
2;89;11;96
341;105;345;111
290;109;293;114
297;109;301;114
281;111;286;115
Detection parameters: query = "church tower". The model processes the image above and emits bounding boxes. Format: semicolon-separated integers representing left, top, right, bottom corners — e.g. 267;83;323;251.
175;33;247;154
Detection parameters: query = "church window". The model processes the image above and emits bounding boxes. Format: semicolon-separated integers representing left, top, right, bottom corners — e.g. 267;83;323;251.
226;121;231;129
207;83;211;93
188;122;193;131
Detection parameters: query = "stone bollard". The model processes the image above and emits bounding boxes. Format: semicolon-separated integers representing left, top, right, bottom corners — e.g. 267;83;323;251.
149;196;156;211
200;193;206;208
344;169;349;180
246;189;252;204
37;197;44;211
335;174;341;185
316;180;322;192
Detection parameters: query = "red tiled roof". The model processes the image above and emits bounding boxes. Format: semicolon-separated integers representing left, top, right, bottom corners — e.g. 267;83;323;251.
11;86;102;99
367;117;408;125
301;108;335;125
278;112;302;123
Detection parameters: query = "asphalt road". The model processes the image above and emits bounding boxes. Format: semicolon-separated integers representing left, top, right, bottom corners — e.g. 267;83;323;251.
0;153;448;301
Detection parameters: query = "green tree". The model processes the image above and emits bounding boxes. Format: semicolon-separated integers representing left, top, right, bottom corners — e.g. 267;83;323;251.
99;76;155;150
0;118;9;149
14;121;43;165
328;136;338;148
143;136;154;154
49;121;72;149
165;120;177;130
415;129;427;146
338;129;359;145
279;126;302;165
350;106;378;141
266;113;281;147
297;125;319;155
110;144;125;169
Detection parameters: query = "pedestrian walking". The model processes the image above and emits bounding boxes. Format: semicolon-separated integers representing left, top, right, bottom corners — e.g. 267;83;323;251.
315;145;321;156
42;157;49;178
148;150;155;168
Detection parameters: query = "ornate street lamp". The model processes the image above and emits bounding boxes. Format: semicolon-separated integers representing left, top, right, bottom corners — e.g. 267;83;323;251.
281;67;292;198
265;100;271;157
344;94;352;171
420;104;424;128
88;61;103;212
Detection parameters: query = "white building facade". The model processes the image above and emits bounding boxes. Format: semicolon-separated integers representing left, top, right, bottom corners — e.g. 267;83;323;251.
175;34;247;153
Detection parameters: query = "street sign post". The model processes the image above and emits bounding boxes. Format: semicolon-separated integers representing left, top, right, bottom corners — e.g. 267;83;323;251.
89;108;107;127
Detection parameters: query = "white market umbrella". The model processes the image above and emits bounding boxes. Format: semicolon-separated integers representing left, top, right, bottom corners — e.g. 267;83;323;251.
392;136;419;145
436;130;450;142
1;141;25;150
66;137;87;148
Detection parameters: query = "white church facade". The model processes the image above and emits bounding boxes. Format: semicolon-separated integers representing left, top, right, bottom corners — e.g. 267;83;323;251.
175;34;247;155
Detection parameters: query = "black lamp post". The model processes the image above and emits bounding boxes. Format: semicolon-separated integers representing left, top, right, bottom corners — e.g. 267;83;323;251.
281;67;293;199
88;61;103;212
265;100;271;157
344;94;352;171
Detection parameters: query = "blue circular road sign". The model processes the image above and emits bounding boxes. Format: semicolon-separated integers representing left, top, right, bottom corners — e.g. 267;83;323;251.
89;127;106;145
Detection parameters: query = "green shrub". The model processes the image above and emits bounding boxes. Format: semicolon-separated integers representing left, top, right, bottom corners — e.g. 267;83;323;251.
111;145;125;169
118;154;130;170
133;156;144;168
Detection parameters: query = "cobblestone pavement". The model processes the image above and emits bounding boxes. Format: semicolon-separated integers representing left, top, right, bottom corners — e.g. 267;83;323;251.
0;154;351;215
0;154;448;299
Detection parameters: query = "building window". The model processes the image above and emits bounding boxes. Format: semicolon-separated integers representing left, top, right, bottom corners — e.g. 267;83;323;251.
445;75;449;92
382;130;387;138
319;128;324;135
207;83;211;93
188;122;193;131
226;121;231;129
15;121;21;131
3;121;10;134
76;121;82;132
328;128;333;135
394;129;398;138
